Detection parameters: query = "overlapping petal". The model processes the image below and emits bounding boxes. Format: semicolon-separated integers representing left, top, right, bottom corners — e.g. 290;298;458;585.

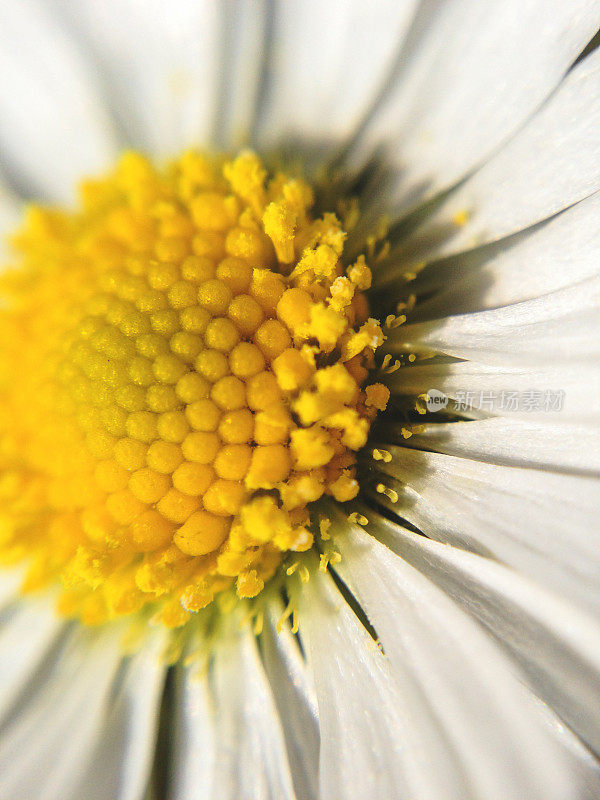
363;518;600;755
347;0;600;210
0;2;598;798
331;525;600;797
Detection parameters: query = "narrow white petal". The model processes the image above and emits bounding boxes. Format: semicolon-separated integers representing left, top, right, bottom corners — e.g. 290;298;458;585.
49;0;221;156
69;632;167;800
349;0;600;208
215;1;272;149
399;46;600;259
365;447;600;612
0;570;22;610
255;0;418;155
210;616;297;800
393;276;600;366
398;416;600;474
168;664;215;800
366;518;600;754
298;564;471;800
0;0;119;201
260;603;320;800
388;359;600;419
0;624;124;800
330;524;595;798
0;598;65;720
394;190;600;317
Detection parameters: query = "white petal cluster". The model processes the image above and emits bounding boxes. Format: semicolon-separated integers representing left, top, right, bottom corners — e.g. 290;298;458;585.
0;1;599;798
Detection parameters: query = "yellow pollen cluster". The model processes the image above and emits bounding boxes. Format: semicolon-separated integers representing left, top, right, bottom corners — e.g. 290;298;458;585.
0;150;388;627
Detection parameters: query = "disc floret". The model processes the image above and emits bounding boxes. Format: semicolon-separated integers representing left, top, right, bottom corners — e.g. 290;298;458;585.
0;150;388;627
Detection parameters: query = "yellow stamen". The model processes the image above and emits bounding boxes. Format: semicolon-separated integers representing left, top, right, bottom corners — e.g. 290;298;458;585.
347;512;368;526
380;354;402;374
376;484;399;503
372;448;392;463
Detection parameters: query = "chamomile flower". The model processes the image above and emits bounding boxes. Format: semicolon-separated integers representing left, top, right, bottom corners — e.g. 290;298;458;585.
0;2;599;800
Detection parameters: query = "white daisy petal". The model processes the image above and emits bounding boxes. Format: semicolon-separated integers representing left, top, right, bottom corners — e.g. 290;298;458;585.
298;563;470;800
69;633;167;800
330;524;597;798
48;0;221;156
348;0;600;209
388;360;600;419
0;571;22;610
547;722;600;800
366;518;600;754
0;625;124;800
210;616;297;800
0;598;65;721
399;416;600;474
394;189;600;318
399;46;600;260
0;0;119;201
168;665;215;800
213;1;273;150
254;0;418;155
260;604;320;800
366;446;600;612
394;276;600;367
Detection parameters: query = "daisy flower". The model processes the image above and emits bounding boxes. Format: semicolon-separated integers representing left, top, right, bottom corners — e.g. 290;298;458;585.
0;2;599;799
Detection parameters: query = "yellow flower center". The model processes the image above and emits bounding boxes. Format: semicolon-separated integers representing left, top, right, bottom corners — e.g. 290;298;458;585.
0;150;389;627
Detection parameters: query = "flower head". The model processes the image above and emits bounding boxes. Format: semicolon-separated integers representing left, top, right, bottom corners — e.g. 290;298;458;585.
0;149;391;626
0;3;599;800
